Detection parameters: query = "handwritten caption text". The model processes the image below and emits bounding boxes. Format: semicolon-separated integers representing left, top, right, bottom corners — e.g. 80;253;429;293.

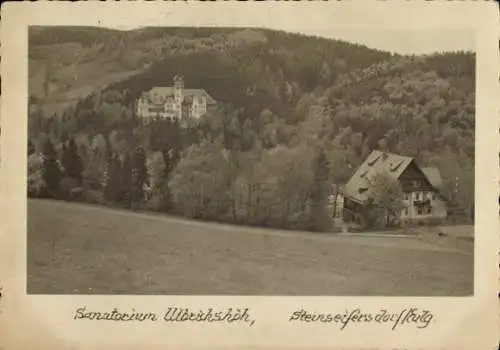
289;308;434;330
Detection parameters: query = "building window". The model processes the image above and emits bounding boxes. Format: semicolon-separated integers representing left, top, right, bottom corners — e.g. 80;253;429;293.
415;192;420;201
404;193;409;200
413;180;423;188
417;207;423;215
426;206;432;214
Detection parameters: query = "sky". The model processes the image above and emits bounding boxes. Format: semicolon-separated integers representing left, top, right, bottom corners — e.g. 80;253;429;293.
96;2;481;56
23;1;484;55
299;29;476;55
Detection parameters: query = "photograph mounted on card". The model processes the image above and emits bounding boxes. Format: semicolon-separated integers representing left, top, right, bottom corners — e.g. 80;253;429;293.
26;15;475;299
0;1;498;350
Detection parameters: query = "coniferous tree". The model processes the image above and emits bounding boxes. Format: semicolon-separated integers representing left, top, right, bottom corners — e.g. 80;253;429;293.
28;139;35;156
28;153;45;198
308;147;331;231
41;138;62;198
130;146;147;208
62;136;83;184
172;118;182;150
157;150;174;212
120;152;133;207
103;154;122;203
145;151;171;211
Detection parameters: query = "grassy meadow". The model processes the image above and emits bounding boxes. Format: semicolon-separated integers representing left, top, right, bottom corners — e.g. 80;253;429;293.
27;199;473;296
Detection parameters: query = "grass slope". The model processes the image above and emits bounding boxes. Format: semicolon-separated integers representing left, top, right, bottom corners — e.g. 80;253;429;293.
27;199;473;296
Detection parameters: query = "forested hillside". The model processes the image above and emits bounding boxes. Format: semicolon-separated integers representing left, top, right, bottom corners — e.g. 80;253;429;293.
28;26;475;231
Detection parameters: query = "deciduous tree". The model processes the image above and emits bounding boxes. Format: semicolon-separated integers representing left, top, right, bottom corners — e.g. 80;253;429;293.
103;154;122;203
41;138;62;198
308;147;331;231
61;136;83;184
366;172;405;228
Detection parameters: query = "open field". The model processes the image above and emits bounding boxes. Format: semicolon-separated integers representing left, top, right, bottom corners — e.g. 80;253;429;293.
27;199;473;296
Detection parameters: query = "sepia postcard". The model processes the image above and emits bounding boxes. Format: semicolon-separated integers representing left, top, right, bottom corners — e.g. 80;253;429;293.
0;1;499;349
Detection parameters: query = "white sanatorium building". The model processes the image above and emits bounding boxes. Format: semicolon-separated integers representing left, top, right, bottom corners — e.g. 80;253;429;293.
136;75;217;123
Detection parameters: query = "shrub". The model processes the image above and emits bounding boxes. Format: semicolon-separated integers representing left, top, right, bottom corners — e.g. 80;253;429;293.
287;211;310;230
420;217;445;226
59;176;80;201
84;189;105;205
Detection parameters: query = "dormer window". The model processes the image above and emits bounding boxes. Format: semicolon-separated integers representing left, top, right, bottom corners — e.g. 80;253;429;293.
367;154;381;166
390;160;403;172
359;187;368;194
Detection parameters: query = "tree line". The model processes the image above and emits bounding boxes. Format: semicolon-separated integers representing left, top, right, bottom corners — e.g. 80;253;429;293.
28;117;333;231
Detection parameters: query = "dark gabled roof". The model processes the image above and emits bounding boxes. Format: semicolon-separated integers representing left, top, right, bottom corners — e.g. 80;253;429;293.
142;86;217;105
184;89;217;105
344;150;414;203
149;86;175;98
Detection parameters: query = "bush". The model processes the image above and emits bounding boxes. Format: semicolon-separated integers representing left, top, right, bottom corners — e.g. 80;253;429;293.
399;217;445;228
59;176;80;201
69;187;85;201
287;211;310;230
84;189;105;205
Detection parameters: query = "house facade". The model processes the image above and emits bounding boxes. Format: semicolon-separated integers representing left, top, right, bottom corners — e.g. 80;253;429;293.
343;150;447;227
328;184;345;218
136;75;217;124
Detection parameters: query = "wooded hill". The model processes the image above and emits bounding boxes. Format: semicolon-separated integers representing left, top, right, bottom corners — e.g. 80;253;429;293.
29;26;393;114
28;26;475;230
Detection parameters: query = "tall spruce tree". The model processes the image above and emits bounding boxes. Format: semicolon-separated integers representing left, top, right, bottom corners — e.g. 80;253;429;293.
130;146;148;208
28;139;35;156
62;136;83;184
120;152;133;207
41;138;62;198
104;154;122;203
308;147;331;232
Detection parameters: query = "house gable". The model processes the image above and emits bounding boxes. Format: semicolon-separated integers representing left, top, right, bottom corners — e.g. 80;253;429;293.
343;150;448;225
343;150;413;203
398;160;435;192
420;167;444;190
